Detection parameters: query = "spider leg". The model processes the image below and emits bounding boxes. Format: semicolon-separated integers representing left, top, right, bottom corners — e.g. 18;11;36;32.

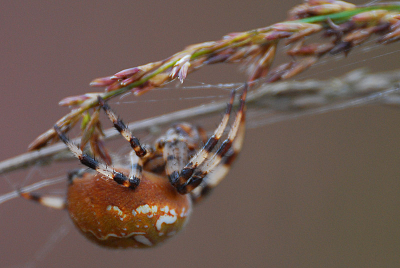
190;117;245;203
54;125;140;189
19;191;66;209
164;139;190;177
166;89;235;191
157;123;203;181
98;96;147;157
194;97;246;179
182;89;236;169
129;150;144;183
171;84;247;194
16;169;86;209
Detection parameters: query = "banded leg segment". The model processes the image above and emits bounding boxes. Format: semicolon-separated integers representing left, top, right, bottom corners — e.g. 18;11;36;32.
54;125;139;189
129;150;144;184
171;84;247;194
196;89;246;175
168;90;236;192
19;191;66;209
181;89;236;170
157;123;201;184
164;140;189;179
98;96;146;157
190;116;246;202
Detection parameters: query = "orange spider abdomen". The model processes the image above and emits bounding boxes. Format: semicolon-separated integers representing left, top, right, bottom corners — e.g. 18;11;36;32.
67;168;192;248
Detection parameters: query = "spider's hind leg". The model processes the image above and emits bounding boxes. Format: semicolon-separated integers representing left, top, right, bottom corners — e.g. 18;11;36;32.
19;190;66;210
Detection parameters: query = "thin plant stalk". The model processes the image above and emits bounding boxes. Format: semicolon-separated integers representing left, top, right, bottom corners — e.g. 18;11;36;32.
28;0;400;151
1;69;399;175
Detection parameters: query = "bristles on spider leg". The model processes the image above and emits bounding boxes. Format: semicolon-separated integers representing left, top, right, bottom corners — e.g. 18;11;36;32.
112;172;138;189
94;162;140;189
54;125;86;159
97;96;146;157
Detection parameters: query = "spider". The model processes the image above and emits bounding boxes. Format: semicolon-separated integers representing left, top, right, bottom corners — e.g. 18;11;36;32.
20;84;248;248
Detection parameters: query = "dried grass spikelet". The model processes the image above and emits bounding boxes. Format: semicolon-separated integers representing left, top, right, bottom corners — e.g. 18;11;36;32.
28;0;400;152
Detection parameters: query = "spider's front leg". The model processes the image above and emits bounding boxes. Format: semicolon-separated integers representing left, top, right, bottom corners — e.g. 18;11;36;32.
169;83;247;195
97;96;147;157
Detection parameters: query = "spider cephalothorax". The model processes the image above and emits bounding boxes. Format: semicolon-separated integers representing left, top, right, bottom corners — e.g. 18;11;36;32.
21;84;247;248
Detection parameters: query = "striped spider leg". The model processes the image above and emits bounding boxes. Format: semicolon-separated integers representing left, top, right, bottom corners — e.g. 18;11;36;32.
54;125;140;189
97;96;147;158
48;94;151;190
190;96;246;202
167;83;247;196
17;140;146;210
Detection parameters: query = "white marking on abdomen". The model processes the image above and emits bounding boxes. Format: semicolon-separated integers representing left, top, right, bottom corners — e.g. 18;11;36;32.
156;209;177;231
134;235;153;246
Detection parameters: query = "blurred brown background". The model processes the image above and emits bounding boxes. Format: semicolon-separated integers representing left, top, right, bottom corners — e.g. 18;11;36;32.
1;1;400;267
